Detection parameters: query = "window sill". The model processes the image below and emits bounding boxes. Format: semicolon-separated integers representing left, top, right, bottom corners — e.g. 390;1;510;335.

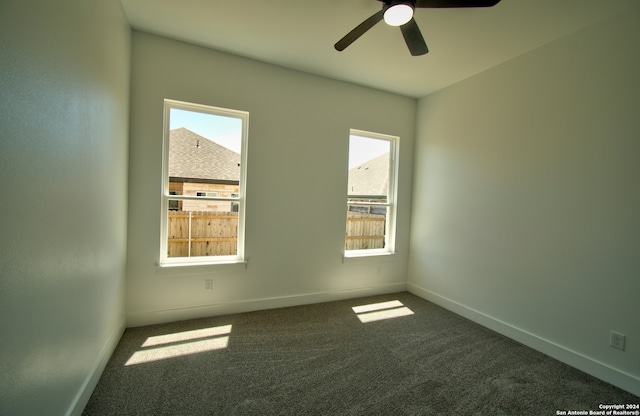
342;251;396;264
156;259;247;276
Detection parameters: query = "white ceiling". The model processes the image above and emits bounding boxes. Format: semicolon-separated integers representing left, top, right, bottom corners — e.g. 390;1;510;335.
120;0;638;98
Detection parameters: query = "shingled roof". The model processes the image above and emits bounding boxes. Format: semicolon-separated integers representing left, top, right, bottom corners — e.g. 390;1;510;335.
348;152;389;197
169;128;240;182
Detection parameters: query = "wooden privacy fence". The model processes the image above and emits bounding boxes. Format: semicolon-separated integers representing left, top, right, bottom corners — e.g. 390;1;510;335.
168;211;238;257
167;211;386;257
345;212;386;250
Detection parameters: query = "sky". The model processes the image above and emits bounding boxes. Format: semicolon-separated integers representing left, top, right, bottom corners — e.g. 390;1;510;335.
170;108;242;153
348;135;390;169
170;108;390;167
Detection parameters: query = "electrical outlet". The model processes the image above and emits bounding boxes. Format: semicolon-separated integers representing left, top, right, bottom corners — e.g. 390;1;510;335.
610;331;626;351
204;279;213;291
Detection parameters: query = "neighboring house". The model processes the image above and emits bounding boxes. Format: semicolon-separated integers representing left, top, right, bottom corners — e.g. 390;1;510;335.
168;128;240;212
347;152;389;215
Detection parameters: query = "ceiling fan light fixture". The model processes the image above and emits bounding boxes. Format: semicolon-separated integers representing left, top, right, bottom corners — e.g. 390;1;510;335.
383;3;413;26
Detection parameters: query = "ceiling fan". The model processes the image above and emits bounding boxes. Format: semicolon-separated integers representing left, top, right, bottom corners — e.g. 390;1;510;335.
334;0;502;56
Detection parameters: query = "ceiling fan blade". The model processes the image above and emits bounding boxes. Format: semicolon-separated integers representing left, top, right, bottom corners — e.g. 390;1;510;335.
415;0;501;8
400;19;429;56
335;9;384;51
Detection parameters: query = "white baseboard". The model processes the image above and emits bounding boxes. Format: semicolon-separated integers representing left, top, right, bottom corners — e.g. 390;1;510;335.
127;282;407;327
407;282;640;398
67;317;127;416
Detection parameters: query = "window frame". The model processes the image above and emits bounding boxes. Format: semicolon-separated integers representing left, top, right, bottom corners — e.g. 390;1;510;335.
159;99;249;267
345;129;399;258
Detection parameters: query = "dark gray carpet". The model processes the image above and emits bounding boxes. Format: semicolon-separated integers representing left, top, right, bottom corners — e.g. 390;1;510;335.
83;292;638;415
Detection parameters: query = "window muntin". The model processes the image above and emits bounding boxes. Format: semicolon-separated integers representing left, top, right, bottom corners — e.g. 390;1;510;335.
345;129;398;256
160;99;248;265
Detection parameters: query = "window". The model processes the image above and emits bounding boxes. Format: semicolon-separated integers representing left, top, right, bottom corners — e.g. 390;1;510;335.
345;129;398;256
160;99;249;266
230;193;239;213
168;192;180;210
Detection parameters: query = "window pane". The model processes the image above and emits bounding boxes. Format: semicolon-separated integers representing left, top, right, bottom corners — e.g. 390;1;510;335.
346;207;387;250
169;108;242;198
166;206;238;258
348;135;390;199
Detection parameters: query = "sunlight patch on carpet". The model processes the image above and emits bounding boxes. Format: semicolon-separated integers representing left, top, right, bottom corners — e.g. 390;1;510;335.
141;325;232;347
352;300;414;323
125;324;232;366
352;300;404;314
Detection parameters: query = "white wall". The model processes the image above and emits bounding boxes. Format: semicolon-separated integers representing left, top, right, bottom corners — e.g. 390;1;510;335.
408;6;640;396
126;32;416;326
0;1;130;415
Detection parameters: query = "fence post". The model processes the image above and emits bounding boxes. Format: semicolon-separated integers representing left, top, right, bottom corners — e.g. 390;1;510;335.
188;211;192;257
